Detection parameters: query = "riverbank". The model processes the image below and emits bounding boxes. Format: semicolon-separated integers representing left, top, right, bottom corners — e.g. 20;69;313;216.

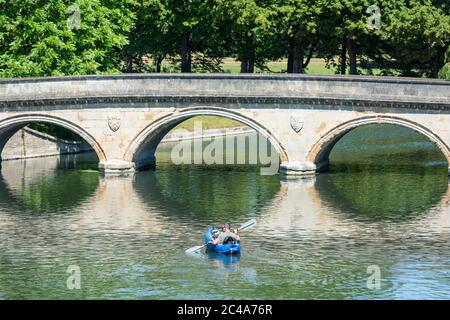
161;126;252;143
1;126;252;161
1;127;91;161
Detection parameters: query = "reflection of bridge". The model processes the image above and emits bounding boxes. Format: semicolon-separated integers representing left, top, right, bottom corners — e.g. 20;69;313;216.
1;156;448;240
1;74;449;174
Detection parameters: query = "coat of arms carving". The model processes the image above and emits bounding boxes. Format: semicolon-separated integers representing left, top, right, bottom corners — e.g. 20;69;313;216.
290;116;304;133
108;115;121;132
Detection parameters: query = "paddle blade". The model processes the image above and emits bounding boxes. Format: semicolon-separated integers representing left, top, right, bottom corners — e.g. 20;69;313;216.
238;218;256;231
185;244;205;254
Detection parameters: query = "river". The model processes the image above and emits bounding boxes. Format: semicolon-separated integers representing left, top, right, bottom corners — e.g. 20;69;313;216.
0;124;448;299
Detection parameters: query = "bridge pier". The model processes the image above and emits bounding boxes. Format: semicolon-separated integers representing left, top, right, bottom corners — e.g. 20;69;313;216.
98;160;135;174
279;161;317;176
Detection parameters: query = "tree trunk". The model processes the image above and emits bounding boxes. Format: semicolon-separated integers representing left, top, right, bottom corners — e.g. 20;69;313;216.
348;38;357;75
180;31;192;73
302;46;315;70
293;58;303;73
240;60;248;73
248;46;255;73
240;36;255;73
126;55;133;73
340;35;347;75
287;49;304;73
155;56;163;73
287;51;294;73
287;32;305;74
431;47;446;78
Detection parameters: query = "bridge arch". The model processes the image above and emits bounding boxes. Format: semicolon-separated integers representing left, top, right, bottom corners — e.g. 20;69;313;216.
125;106;289;169
308;115;450;172
0;114;106;162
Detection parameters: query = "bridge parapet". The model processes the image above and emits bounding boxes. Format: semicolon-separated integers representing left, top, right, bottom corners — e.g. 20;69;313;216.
1;74;449;111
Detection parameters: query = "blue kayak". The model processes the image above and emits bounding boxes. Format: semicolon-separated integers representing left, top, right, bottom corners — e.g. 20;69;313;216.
204;227;241;254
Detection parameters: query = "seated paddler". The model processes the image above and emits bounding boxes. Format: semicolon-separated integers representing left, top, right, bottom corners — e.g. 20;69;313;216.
210;223;240;245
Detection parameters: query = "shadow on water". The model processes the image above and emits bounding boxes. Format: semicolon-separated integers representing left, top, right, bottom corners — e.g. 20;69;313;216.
316;124;449;222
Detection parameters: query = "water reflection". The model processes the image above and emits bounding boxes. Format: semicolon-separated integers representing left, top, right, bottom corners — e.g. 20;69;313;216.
320;124;449;222
134;167;280;227
0;154;99;215
315;172;448;222
330;124;448;170
0;127;449;299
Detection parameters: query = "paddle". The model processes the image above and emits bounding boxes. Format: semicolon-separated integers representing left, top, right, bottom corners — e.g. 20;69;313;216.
185;218;257;254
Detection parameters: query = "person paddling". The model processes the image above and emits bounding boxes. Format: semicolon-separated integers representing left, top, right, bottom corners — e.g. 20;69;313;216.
210;223;240;245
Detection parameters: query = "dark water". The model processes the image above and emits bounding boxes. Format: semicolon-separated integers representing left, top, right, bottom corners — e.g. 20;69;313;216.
0;125;449;299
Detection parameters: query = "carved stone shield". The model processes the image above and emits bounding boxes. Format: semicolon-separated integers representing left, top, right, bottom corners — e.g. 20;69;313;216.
290;116;304;133
108;116;121;132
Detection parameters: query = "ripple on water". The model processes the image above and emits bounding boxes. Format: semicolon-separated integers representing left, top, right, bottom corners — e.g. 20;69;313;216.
0;127;449;299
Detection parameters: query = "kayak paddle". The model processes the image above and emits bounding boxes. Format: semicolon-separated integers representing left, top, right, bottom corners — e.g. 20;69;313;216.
185;218;256;254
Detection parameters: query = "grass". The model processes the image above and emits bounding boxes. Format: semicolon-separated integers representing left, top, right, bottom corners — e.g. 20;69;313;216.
220;58;335;75
172;116;243;132
159;57;383;76
304;59;336;75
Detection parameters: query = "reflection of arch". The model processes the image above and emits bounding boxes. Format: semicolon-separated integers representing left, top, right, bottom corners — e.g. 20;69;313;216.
0;114;106;162
0;154;100;214
124;107;288;169
133;168;281;222
314;171;449;221
308;115;450;172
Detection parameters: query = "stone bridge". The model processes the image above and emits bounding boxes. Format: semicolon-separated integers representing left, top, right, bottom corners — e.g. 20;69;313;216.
0;74;449;175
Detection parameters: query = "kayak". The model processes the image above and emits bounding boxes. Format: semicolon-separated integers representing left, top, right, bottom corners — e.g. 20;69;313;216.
204;227;241;254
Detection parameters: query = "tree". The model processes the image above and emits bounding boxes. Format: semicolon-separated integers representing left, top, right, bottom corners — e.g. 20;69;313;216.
381;0;450;78
267;0;321;73
0;0;135;77
122;0;172;73
328;0;383;75
438;46;450;80
159;0;220;73
214;0;275;73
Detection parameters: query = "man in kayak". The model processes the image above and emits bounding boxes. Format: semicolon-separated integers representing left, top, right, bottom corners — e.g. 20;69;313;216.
211;223;240;245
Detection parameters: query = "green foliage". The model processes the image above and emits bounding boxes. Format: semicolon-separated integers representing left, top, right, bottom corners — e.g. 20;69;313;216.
0;0;135;77
0;0;449;78
438;46;450;79
123;0;224;72
439;63;450;79
265;0;322;72
380;0;450;77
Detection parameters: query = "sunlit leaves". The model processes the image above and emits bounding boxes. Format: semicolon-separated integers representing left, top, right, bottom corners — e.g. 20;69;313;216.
0;0;134;77
381;0;450;77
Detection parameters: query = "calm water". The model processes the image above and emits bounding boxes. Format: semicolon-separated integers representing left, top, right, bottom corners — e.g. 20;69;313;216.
0;125;449;299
